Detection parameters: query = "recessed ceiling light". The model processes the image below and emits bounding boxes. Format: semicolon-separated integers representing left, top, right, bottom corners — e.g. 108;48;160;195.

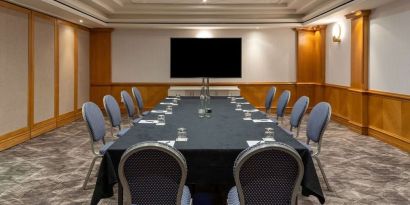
256;27;260;29
202;0;207;3
79;19;83;23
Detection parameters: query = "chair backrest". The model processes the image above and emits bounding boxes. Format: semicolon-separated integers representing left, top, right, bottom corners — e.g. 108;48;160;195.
290;96;309;128
276;90;291;118
82;102;106;142
118;141;188;205
265;87;277;113
103;95;122;128
132;87;144;111
121;91;135;118
234;142;304;205
307;102;331;143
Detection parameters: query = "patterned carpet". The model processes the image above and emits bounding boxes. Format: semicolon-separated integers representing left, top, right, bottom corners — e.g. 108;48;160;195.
0;116;409;205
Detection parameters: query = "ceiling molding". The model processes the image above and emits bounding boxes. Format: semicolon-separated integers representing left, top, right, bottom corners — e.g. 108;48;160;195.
4;0;395;29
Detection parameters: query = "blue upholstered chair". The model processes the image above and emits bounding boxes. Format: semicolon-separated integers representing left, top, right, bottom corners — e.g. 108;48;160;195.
302;102;333;191
121;90;142;126
275;90;291;123
118;142;192;205
103;95;129;138
263;87;277;116
227;142;304;205
132;87;150;117
289;96;309;138
82;102;114;190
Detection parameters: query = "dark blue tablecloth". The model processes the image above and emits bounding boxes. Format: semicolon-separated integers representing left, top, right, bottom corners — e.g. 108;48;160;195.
91;97;325;204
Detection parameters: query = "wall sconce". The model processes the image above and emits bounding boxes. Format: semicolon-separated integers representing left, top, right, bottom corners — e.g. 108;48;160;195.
332;23;342;43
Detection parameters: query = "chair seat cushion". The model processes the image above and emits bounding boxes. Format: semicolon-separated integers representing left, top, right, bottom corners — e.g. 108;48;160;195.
99;141;114;155
117;128;130;137
181;185;192;205
299;141;313;153
227;186;240;205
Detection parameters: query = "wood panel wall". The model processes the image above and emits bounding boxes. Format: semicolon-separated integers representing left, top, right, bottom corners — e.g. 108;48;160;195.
0;1;90;150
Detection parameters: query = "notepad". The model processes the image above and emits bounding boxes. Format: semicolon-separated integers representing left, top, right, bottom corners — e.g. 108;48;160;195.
151;110;166;113
240;102;250;105
247;140;264;147
243;118;252;121
262;138;276;142
160;102;177;105
166;97;178;100
252;119;274;123
138;120;158;124
242;109;259;112
176;137;188;142
158;140;175;147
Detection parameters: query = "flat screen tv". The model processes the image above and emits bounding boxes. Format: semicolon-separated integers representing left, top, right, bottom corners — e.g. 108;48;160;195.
170;38;242;78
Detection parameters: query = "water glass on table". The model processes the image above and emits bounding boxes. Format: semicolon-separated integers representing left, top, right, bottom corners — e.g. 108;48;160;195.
177;128;188;141
236;103;242;110
157;115;165;125
231;97;236;103
166;105;173;113
263;127;275;141
244;111;252;120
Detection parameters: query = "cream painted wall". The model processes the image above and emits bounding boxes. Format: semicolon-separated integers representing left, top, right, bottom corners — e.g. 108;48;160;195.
0;7;28;135
112;28;296;83
77;29;90;109
369;0;410;95
58;25;75;115
34;17;55;123
325;19;351;86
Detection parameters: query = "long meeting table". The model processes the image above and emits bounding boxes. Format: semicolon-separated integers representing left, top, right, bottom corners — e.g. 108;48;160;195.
91;96;325;204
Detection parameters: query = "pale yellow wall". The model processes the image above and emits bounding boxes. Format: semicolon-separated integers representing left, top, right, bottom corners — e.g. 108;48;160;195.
34;17;54;123
58;24;75;115
77;29;90;109
0;7;29;135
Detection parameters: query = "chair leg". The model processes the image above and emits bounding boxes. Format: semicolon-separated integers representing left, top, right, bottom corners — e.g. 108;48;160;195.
296;127;300;138
83;156;98;190
314;156;333;192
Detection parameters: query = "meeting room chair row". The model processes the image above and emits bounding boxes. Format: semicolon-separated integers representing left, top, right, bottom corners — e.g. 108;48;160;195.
263;87;333;192
82;87;146;190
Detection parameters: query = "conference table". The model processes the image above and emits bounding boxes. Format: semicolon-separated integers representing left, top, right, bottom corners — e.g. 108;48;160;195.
91;96;325;204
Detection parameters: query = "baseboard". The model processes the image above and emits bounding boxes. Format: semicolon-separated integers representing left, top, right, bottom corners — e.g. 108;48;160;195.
31;118;57;138
57;111;78;127
347;121;368;135
368;126;410;153
0;127;30;151
331;113;349;125
75;109;82;119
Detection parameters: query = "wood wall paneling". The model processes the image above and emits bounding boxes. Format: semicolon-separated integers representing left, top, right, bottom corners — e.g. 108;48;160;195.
90;28;113;84
0;5;29;135
0;2;30;150
0;1;88;150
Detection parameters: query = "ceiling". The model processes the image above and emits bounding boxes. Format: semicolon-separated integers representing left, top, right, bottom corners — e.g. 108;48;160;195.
5;0;397;28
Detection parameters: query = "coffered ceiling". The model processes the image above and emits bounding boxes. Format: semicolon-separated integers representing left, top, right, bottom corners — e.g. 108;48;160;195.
5;0;396;28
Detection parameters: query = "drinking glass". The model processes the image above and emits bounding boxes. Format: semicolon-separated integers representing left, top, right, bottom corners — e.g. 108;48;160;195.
244;111;252;119
176;94;181;100
177;128;187;139
236;103;242;110
157;115;165;125
264;127;274;139
166;105;173;113
231;97;236;103
173;98;178;105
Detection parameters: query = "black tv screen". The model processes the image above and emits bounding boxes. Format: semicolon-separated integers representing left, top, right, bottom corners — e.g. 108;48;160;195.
170;38;242;78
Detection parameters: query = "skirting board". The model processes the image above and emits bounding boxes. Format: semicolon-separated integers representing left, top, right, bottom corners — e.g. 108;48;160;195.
0;127;31;151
